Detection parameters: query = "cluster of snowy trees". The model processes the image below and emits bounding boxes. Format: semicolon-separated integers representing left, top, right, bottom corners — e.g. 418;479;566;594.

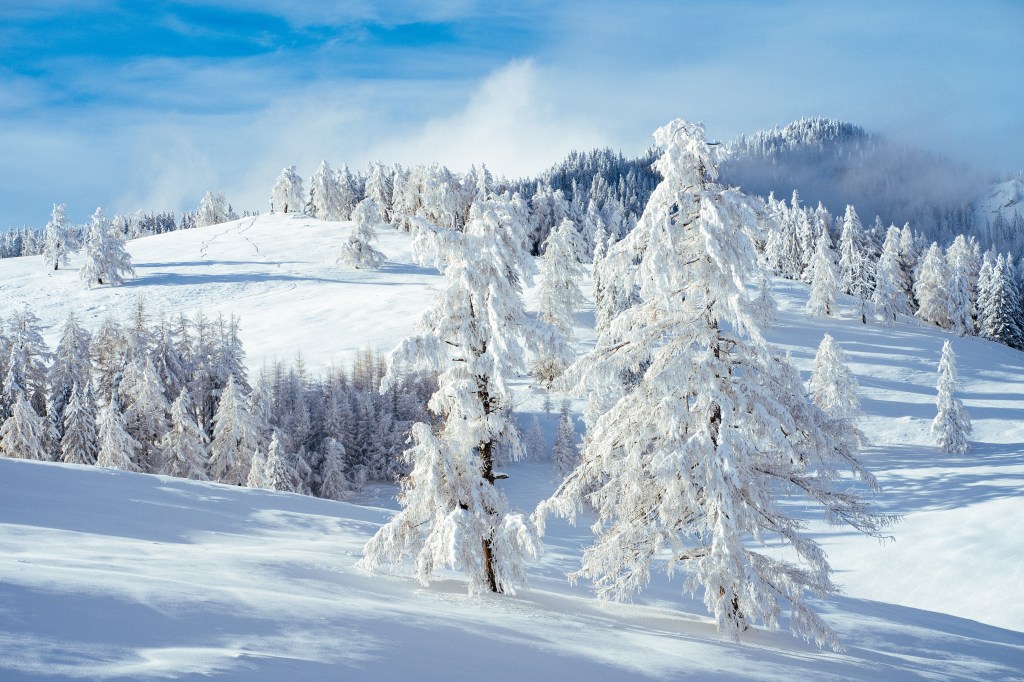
761;192;1024;350
0;301;441;500
358;119;896;651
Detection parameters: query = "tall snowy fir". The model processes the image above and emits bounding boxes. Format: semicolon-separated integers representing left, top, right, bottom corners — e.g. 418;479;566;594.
270;166;305;214
338;198;386;269
209;375;259;485
914;243;951;328
931;340;972;454
805;230;840;318
534;119;893;650
95;397;141;471
838;205;874;323
873;226;912;326
808;333;865;444
359;193;554;595
159;390;210;480
60;383;99;465
79;207;135;287
550;400;578;478
196;191;230;227
530;217;584;387
43;203;72;271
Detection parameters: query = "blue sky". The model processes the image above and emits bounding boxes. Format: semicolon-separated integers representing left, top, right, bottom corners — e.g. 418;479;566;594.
1;0;1022;228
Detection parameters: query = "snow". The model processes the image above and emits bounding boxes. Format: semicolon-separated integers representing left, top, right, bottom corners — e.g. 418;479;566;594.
978;176;1024;225
1;216;1023;679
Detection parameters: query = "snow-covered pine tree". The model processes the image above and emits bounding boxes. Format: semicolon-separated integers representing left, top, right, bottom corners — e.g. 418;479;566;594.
119;358;171;473
196;191;229;227
364;162;394;223
524;415;546;462
978;253;1024;348
872;226;912;326
914;243;951;328
945;235;978;336
159;389;210;480
60;383;99;465
752;275;776;327
246;446;267;489
47;314;93;440
359;193;550;595
270;166;305;214
309;160;343;220
931;340;971;454
550;400;578;477
838;206;874;323
338;198;386;269
534;119;893;650
530;217;584;387
9;307;52;417
263;431;296;492
0;394;50;461
43;203;72;271
79;208;135;287
317;437;354;500
336;164;360;220
808;333;864;444
95;397;141;471
805;230;840;317
209;375;259;485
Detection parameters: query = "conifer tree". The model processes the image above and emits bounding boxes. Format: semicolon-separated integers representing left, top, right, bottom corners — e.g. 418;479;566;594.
79;208;135;287
209;375;259;485
946;236;977;336
914;243;951;328
524;415;546;462
805;231;840;317
931;340;971;454
159;390;210;480
263;431;296;492
550;401;578;477
196;191;229;227
43;203;72;271
0;394;50;461
359;193;548;595
318;437;353;500
95;397;141;471
119;359;171;473
530;217;584;387
308;160;344;220
270;166;305;214
808;334;864;445
873;226;912;326
60;383;99;465
838;206;874;323
534;119;892;650
48;314;93;439
338;198;386;269
246;446;267;489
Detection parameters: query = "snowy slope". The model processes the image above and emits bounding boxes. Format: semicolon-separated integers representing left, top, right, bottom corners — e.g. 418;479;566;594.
1;217;1023;679
978;175;1024;226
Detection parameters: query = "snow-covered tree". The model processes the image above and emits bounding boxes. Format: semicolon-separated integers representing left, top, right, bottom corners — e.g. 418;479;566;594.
808;334;864;445
60;383;99;465
95;397;141;471
0;394;50;461
338;198;386;269
43;203;72;270
534;119;892;650
119;358;171;473
931;340;971;454
523;415;546;462
978;253;1024;347
317;437;354;500
530;217;584;387
270;166;305;214
805;230;840;317
838;206;874;323
209;375;259;485
245;446;267;489
159;390;210;480
48;314;93;439
359;193;551;595
946;235;978;336
873;226;912;326
550;401;578;477
308;160;344;220
914;243;951;328
262;431;296;492
79;208;135;287
196;191;229;227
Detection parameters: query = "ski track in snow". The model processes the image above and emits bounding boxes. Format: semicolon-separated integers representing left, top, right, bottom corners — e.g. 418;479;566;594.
0;214;1022;680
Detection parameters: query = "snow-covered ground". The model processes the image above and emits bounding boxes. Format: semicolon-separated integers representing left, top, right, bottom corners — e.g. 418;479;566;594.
1;215;1023;679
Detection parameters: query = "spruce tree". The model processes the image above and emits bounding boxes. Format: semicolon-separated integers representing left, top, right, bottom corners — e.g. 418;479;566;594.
805;231;840;318
359;193;547;595
79;208;135;288
530;217;584;387
270;166;305;214
159;390;210;480
95;397;141;471
0;394;50;461
60;383;99;465
209;375;259;485
550;401;578;477
534;119;892;650
914;243;951;328
338;198;386;269
48;314;93;440
808;333;864;444
931;340;971;454
873;226;912;326
43;203;72;271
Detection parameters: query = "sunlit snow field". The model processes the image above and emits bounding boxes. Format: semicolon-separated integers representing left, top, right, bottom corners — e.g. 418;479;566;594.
0;215;1022;680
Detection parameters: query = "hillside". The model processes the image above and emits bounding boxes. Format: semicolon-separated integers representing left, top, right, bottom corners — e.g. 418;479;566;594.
0;217;1023;679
